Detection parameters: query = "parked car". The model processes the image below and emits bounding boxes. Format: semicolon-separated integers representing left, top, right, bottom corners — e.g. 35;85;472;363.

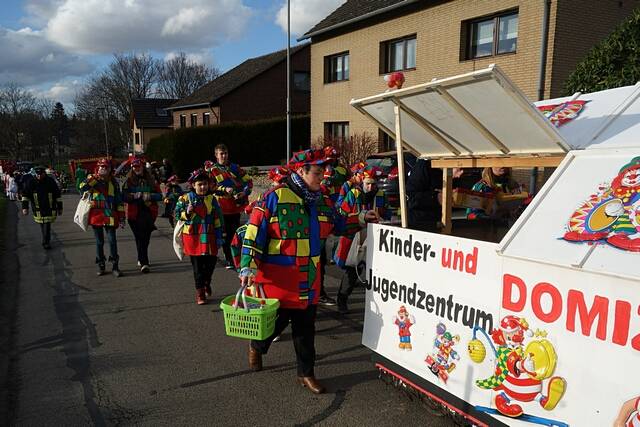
365;150;417;212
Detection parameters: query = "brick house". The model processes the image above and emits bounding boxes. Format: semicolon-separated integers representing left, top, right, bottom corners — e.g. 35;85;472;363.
299;0;639;151
166;44;310;129
130;98;177;154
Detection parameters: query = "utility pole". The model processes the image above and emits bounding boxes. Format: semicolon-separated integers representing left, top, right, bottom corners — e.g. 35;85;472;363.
99;107;109;157
286;0;291;162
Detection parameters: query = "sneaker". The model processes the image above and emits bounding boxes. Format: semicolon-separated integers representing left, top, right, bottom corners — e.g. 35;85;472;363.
225;261;234;270
97;262;106;276
272;334;281;342
112;268;123;278
204;284;212;297
140;265;150;274
318;295;336;306
196;288;207;305
137;261;141;267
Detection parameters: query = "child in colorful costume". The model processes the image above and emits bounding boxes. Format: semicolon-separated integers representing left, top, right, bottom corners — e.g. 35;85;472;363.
175;170;225;305
122;157;163;273
467;167;521;219
79;158;126;277
208;144;253;269
333;162;387;313
162;175;183;228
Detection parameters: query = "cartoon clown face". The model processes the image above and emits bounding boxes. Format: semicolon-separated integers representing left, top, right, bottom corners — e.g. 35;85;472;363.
620;167;640;188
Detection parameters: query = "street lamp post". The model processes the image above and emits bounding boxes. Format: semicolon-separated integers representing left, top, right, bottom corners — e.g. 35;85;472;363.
286;0;291;162
98;107;109;156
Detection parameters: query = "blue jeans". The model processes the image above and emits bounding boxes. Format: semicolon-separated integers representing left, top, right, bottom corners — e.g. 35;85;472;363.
93;226;118;263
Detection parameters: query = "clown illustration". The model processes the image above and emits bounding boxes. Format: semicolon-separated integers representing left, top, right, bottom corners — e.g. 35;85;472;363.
392;306;414;350
563;156;640;252
615;396;640;427
468;315;566;422
425;322;460;383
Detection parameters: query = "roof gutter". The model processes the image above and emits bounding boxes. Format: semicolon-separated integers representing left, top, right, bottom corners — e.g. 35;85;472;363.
165;102;210;111
298;0;420;41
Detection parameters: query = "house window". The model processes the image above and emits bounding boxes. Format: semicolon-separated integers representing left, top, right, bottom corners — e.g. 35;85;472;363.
294;72;311;91
324;122;349;141
378;129;396;152
190;114;198;127
203;112;210;126
381;35;416;73
134;133;140;146
324;52;349;83
179;115;186;128
465;10;518;59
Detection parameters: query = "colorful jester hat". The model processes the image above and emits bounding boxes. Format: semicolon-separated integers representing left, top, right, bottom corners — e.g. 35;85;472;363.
268;166;290;184
166;174;179;183
287;148;334;170
618;156;640;175
362;166;384;183
188;168;209;184
323;145;340;161
350;161;368;175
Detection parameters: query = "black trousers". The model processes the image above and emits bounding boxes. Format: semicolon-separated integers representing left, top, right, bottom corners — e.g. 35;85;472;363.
39;222;51;245
319;249;328;297
222;213;240;263
251;304;318;377
190;255;216;289
338;266;359;297
129;217;154;265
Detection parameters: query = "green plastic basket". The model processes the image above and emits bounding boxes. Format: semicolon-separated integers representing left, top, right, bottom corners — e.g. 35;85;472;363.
220;291;279;340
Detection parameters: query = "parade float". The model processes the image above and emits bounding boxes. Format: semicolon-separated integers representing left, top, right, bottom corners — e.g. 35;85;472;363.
352;65;640;426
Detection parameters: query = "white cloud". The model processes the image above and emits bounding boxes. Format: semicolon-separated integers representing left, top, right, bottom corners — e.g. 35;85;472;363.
0;26;94;86
164;50;215;67
34;79;83;106
45;0;253;54
275;0;346;36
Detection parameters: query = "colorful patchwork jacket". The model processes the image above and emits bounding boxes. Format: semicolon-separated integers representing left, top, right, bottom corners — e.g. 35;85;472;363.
321;164;349;203
174;191;224;256
21;176;62;224
333;181;389;268
79;175;125;227
240;177;345;309
122;176;163;221
210;162;253;214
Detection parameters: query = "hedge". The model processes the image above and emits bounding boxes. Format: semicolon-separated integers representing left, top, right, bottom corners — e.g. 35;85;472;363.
564;7;640;95
146;115;310;177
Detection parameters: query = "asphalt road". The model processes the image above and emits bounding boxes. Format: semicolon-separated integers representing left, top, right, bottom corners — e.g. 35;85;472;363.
2;194;456;426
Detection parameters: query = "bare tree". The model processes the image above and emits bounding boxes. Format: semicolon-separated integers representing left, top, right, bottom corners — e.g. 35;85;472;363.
315;131;378;166
157;52;220;99
0;82;39;160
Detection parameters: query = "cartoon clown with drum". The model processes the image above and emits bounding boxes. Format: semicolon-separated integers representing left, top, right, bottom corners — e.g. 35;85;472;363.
563;156;640;252
468;315;567;423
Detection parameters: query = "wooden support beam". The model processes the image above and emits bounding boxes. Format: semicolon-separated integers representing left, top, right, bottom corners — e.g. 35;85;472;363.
441;168;453;234
352;103;420;158
391;98;462;156
434;86;510;155
431;155;565;169
394;104;409;228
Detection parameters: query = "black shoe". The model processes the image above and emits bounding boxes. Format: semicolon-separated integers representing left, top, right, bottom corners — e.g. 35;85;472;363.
43;243;52;250
97;262;106;276
140;265;150;274
112;268;123;278
225;261;234;270
318;295;336;306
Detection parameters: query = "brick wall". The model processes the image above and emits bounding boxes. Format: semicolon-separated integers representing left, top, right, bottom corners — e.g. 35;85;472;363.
549;0;639;97
221;46;310;122
171;107;220;130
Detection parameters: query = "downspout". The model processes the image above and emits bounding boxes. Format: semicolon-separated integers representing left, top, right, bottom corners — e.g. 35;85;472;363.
531;0;552;194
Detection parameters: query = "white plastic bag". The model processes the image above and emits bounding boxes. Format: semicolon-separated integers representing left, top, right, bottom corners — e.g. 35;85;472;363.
345;230;366;268
73;192;91;232
173;219;185;260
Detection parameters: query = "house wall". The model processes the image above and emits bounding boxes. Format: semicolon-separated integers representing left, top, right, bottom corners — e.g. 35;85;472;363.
132;120;143;153
170;106;220;130
220;46;311;122
549;0;639;96
309;0;635;146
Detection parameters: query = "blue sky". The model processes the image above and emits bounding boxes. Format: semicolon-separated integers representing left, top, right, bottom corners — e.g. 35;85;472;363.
0;0;345;108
